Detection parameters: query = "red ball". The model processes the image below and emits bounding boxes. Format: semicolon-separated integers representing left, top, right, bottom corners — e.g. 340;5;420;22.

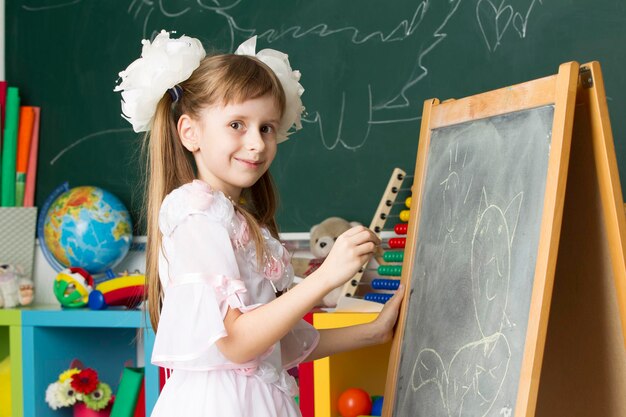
337;388;372;417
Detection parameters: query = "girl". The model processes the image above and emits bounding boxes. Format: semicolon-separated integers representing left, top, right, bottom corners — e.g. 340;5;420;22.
115;31;404;417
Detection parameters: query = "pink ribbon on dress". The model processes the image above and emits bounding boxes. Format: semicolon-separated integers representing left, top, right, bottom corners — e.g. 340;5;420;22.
235;362;299;396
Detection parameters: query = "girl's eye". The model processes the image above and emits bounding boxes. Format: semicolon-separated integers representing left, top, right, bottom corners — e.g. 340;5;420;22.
230;122;244;130
260;125;275;134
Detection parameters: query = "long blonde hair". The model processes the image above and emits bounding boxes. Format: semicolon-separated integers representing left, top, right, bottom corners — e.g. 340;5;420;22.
143;54;286;331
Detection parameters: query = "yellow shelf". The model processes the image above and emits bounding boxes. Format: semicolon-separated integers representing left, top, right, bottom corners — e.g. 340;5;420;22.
313;312;390;417
0;309;22;417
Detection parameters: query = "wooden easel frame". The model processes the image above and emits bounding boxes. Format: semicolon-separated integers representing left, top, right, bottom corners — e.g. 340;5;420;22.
383;62;580;417
575;62;626;343
534;62;626;416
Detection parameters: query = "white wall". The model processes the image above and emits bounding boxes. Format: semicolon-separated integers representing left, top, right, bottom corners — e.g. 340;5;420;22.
32;239;149;305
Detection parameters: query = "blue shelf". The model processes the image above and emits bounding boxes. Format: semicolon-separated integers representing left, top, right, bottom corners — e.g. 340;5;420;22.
21;305;146;328
20;306;158;417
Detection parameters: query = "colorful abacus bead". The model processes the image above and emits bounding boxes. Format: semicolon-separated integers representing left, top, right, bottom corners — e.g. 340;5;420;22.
394;223;408;235
371;278;401;290
364;293;394;304
383;251;404;262
378;265;402;276
388;238;406;249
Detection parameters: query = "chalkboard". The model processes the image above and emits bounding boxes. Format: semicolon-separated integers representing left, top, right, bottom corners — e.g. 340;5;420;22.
393;106;553;416
383;64;579;416
6;0;626;232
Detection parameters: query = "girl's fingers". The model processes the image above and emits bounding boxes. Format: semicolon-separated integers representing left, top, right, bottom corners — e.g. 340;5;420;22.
355;241;377;256
344;226;380;244
390;284;404;302
348;229;381;246
342;225;369;238
380;285;404;314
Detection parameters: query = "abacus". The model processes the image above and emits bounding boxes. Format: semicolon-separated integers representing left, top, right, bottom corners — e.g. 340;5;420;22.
337;168;412;307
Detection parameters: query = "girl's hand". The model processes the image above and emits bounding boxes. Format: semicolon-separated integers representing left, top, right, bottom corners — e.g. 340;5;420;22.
317;226;381;290
370;285;404;344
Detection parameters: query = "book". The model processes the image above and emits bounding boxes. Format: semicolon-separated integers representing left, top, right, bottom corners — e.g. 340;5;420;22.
133;378;145;417
23;107;40;208
0;81;7;150
1;88;20;206
15;106;35;206
110;367;144;417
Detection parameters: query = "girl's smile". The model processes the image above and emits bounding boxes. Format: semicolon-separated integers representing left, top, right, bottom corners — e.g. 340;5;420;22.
234;157;265;168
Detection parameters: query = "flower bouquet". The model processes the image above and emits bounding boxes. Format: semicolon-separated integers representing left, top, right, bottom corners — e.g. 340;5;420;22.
45;362;113;416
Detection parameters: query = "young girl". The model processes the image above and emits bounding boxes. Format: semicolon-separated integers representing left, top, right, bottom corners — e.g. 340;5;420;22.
115;31;404;416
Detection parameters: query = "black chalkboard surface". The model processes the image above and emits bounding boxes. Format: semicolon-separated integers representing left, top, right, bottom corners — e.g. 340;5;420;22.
394;106;553;416
6;1;626;232
384;64;579;416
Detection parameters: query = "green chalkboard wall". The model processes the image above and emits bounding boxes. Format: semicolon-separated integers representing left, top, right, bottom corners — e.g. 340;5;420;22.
6;0;626;232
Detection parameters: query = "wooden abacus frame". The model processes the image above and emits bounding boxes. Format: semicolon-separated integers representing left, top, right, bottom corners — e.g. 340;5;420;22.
339;167;406;299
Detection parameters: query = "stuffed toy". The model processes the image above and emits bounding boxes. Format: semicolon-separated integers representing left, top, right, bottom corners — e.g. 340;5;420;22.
0;264;35;308
291;217;360;307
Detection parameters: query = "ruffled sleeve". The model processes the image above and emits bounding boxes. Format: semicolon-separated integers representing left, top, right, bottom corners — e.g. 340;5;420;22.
162;214;247;313
152;183;256;370
280;319;320;370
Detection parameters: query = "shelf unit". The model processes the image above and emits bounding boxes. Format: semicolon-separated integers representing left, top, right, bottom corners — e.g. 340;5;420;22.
6;307;392;416
313;312;391;417
17;306;157;417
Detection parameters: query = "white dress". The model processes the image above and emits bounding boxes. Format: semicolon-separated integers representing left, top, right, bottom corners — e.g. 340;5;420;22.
150;180;319;417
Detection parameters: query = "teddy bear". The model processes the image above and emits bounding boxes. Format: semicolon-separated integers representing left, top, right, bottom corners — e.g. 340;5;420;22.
291;217;361;307
0;264;35;308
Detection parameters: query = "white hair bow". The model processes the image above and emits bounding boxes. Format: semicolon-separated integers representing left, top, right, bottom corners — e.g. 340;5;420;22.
114;32;304;141
114;30;206;133
235;37;305;143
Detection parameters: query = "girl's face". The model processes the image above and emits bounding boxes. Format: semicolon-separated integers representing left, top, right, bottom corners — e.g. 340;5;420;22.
181;94;281;199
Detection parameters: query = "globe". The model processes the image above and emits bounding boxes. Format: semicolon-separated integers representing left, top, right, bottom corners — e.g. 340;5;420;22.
41;186;133;275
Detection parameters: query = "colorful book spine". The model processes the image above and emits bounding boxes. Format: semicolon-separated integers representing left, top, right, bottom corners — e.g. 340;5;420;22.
23;107;40;208
15;106;35;206
110;367;144;417
132;379;145;417
0;81;7;150
1;88;20;206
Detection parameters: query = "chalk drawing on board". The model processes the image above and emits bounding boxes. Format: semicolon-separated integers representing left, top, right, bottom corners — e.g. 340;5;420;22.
21;0;80;12
125;0;461;151
122;0;541;151
50;128;134;165
476;0;542;52
407;184;523;417
22;0;541;161
472;188;523;338
394;105;554;417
